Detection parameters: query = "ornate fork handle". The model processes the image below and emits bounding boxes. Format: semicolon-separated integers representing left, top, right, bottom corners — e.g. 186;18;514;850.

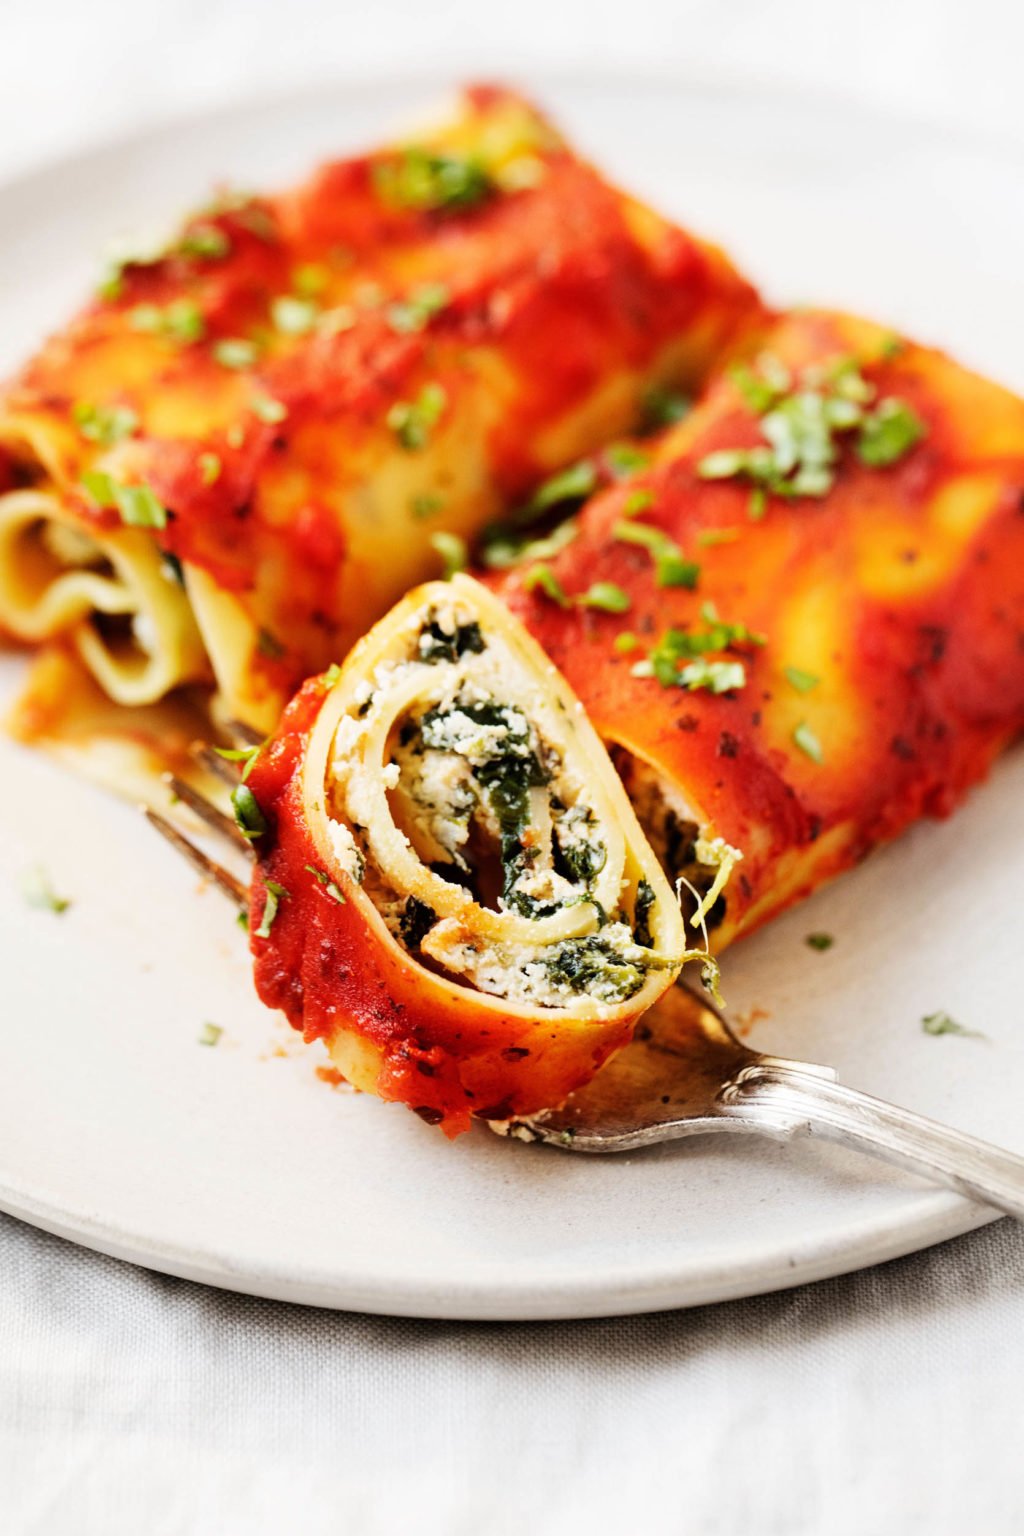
721;1058;1024;1219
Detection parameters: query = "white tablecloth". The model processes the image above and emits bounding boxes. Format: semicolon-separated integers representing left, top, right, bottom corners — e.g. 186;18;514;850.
2;2;1023;1531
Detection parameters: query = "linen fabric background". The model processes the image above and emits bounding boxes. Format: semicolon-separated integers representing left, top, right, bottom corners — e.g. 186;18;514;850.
2;1;1023;1532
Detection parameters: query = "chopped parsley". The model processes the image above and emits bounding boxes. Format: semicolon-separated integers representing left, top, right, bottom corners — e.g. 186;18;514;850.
387;382;447;450
430;530;468;579
642;384;690;429
528;459;599;514
523;562;570;607
698;353;926;508
677;658;747;694
792;720;823;763
373;149;496;213
612;519;700;589
784;665;820;693
255;880;289;939
198;1022;223;1047
479;515;578;571
212;337;258;370
180;223;231;260
385;282;450;334
921;1010;986;1040
622;489;655;517
805;931;834;951
578;581;631;613
411;492;444;520
81;471;168;530
697;526;741;548
130;298;205;345
21;865;71;914
604;442;651;479
857;397;926;466
198;452;221;486
631;605;765;690
251;395;288;424
304;864;346;903
231;783;267;840
271;295;318;335
214;742;262;781
613;631;638;653
72;401;138;446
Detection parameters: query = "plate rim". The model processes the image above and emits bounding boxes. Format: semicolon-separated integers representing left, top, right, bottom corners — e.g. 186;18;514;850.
0;65;1017;1318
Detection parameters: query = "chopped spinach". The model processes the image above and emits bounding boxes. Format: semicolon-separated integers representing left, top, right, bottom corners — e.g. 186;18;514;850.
399;896;438;950
633;879;656;948
417;617;486;664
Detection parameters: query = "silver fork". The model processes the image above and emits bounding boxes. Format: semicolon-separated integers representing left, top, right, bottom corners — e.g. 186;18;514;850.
147;759;1024;1220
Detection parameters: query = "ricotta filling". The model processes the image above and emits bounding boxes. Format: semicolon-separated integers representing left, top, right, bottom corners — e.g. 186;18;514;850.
325;599;667;1010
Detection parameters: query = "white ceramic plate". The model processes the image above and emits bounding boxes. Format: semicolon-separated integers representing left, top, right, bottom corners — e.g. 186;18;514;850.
2;74;1023;1320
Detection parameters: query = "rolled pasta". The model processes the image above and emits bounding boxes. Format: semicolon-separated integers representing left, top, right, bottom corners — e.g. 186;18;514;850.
493;309;1024;950
0;83;763;751
245;575;687;1135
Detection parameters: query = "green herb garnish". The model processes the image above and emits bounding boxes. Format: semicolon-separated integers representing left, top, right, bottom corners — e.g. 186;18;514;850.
214;742;263;781
130;298;205;345
856;398;926;466
198;1022;223;1047
180;224;231;260
528;459;598;514
523;563;570;607
271;295;319;336
792;721;823;763
677;658;747;694
642;385;690;429
604;443;651;479
806;932;834;951
411;492;444;520
21;865;71;914
231;783;268;840
304;864;346;903
921;1011;985;1040
429;530;468;579
251;395;288;424
72;401;139;446
578;581;631;614
373;150;495;213
387;382;447;450
255;880;289;939
198;452;221;486
622;489;655;517
698;353;926;507
784;665;820;693
385;282;450;334
81;471;168;530
213;337;258;370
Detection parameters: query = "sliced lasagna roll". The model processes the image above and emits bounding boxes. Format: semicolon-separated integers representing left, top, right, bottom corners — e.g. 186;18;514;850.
0;83;763;745
246;575;687;1136
494;309;1024;951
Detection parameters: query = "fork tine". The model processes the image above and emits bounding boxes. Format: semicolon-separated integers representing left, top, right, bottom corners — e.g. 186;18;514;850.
226;718;264;748
191;742;243;786
164;773;254;854
143;807;249;905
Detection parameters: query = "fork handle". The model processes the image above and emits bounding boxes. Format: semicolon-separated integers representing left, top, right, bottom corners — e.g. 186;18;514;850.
722;1059;1024;1219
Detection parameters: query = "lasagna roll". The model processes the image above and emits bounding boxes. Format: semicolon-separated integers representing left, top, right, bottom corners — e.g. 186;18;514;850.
0;83;763;741
493;309;1024;950
245;575;687;1136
